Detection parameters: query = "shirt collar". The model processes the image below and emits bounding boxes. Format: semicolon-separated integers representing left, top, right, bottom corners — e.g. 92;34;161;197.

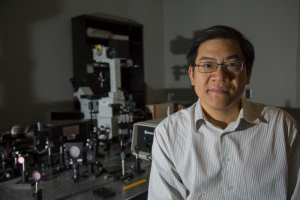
194;98;206;130
240;96;260;123
194;97;259;130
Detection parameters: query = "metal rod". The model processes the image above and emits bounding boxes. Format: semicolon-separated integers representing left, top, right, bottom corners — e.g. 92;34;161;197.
22;162;26;171
122;160;125;176
35;182;40;191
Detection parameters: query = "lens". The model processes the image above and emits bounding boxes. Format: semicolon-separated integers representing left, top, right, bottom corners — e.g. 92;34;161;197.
120;151;126;159
86;154;94;161
18;157;25;164
226;61;243;72
69;146;80;158
32;171;41;181
198;63;216;73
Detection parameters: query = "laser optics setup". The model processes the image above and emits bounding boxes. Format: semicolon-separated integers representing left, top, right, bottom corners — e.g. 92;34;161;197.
0;107;163;199
0;117;156;199
0;39;161;199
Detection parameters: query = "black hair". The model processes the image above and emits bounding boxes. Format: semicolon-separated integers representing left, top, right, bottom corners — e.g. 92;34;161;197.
186;25;255;73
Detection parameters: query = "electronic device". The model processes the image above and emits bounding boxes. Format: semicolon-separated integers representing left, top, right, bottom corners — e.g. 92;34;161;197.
131;118;164;161
37;120;89;153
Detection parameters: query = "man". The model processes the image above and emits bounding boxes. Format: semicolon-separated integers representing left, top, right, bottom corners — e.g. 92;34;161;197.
148;25;300;200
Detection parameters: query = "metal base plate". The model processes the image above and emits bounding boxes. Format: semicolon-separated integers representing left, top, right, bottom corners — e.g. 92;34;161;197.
0;142;151;200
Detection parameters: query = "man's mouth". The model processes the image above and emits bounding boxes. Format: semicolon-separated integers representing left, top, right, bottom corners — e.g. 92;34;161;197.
209;87;229;94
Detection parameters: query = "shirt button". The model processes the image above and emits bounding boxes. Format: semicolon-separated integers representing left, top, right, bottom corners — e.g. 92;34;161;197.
228;186;233;190
226;158;230;161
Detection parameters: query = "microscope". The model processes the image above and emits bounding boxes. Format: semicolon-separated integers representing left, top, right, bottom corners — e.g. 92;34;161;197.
92;43;126;139
72;41;132;141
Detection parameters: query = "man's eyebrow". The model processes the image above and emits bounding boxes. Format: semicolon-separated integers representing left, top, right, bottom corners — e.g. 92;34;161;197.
199;56;216;61
198;55;242;63
225;54;241;60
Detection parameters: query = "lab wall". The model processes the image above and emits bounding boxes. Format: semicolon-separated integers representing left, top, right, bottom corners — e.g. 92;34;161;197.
0;0;299;134
0;0;165;134
129;0;165;104
0;0;130;133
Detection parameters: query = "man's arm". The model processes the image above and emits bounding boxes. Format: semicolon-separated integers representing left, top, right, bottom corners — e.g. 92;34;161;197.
148;127;188;200
289;125;300;199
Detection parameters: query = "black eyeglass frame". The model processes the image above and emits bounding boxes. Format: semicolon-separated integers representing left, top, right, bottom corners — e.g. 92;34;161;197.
193;61;244;73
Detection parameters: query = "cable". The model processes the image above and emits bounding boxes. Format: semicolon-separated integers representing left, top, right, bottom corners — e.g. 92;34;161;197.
133;108;146;119
117;88;129;98
0;132;10;144
296;2;300;120
37;148;48;155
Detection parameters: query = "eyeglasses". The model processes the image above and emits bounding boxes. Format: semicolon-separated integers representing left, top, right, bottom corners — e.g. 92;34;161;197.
194;61;244;73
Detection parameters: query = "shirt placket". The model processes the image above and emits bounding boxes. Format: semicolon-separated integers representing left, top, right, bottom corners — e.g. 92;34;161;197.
221;133;237;199
220;131;247;200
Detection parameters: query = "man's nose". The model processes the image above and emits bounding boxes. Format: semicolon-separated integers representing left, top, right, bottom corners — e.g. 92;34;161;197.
211;64;230;81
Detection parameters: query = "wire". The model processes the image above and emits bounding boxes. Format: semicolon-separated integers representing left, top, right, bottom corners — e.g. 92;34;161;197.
0;132;10;144
296;2;300;120
117;88;129;98
133;108;146;119
37;148;48;155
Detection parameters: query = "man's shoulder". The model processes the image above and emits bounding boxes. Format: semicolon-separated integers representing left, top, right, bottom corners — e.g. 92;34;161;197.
257;102;294;119
247;100;299;126
155;103;196;134
158;107;192;125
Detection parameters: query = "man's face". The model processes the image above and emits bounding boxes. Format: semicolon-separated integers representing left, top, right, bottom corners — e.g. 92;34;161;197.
188;39;252;112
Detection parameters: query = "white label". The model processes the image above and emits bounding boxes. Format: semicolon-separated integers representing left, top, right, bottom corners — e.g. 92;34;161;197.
144;130;154;135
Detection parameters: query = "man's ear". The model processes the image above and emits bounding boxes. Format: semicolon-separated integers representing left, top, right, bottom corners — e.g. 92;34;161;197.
246;68;252;84
188;66;195;86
